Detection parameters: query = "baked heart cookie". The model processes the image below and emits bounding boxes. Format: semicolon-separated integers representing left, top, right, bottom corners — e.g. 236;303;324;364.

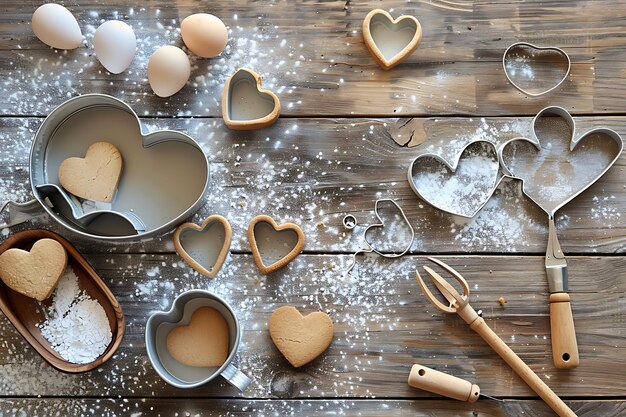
269;306;333;368
58;141;123;203
0;238;67;301
166;307;229;367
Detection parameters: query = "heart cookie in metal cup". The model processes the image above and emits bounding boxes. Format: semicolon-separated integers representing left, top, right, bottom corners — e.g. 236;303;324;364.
503;42;571;97
145;290;251;391
408;140;502;218
4;94;210;240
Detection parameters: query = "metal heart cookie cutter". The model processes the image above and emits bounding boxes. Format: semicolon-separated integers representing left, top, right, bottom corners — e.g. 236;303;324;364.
499;106;623;369
0;94;209;240
503;42;571;97
344;199;414;276
407;140;503;218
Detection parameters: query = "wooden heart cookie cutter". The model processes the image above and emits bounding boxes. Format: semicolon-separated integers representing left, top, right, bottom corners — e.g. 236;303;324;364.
362;9;422;70
173;215;232;278
248;215;305;275
222;68;280;130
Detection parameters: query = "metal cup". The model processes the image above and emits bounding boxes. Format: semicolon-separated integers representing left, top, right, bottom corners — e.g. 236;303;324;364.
145;290;251;391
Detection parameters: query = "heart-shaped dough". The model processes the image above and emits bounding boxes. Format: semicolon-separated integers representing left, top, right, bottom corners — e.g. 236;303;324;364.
222;68;280;130
248;215;305;275
500;107;623;215
173;215;232;278
58;141;122;203
362;9;422;70
408;140;501;218
0;238;67;301
166;307;229;367
503;42;570;97
269;306;333;368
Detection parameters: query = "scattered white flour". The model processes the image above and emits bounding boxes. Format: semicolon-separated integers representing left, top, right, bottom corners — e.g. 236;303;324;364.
38;268;112;364
412;142;500;217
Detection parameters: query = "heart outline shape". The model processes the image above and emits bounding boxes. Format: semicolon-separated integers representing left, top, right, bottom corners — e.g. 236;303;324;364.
499;106;624;216
269;306;333;368
0;238;67;301
173;215;232;278
222;68;280;130
502;42;571;97
248;215;304;275
362;9;422;70
58;141;123;203
407;140;502;218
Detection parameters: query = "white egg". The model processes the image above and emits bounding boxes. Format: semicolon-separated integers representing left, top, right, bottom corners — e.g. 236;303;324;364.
94;21;136;74
148;46;191;98
31;3;82;50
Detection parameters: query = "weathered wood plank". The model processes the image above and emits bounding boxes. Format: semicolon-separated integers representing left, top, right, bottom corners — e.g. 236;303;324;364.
0;116;623;254
0;398;623;417
2;1;626;116
0;253;623;398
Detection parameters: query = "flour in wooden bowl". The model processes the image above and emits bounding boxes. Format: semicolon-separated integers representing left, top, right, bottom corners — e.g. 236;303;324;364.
38;268;112;364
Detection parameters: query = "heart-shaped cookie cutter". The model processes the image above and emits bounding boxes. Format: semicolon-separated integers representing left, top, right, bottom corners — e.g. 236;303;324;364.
222;68;280;130
248;215;305;275
499;106;623;369
0;94;209;240
362;9;422;70
344;199;414;276
502;42;571;97
407;140;503;218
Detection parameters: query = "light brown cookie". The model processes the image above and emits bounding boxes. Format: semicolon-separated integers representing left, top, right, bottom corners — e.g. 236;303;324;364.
269;306;333;368
166;307;229;367
58;141;123;203
0;238;67;301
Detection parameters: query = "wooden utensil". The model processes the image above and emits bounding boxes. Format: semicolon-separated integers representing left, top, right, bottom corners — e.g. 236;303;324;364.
415;257;577;417
408;364;481;402
0;230;124;373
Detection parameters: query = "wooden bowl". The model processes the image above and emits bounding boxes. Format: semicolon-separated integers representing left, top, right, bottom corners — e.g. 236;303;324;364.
0;230;124;373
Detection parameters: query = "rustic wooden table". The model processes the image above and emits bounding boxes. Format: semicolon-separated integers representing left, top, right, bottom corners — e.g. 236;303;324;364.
0;1;624;416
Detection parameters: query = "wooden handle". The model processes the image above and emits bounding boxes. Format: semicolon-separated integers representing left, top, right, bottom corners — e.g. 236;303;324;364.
408;364;480;402
470;317;577;417
550;293;580;369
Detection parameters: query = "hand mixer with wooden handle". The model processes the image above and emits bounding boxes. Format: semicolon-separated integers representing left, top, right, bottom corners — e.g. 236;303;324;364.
415;257;577;417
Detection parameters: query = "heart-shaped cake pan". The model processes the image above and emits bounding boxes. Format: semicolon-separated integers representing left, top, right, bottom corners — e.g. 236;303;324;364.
222;68;280;130
248;215;304;275
0;230;124;373
23;94;209;240
503;42;571;97
173;215;232;278
499;106;623;216
408;140;502;218
362;9;422;70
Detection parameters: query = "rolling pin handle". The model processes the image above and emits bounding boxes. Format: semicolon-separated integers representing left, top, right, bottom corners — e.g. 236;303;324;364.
408;364;480;403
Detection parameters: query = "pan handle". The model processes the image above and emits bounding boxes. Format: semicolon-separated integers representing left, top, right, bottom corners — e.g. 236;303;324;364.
550;292;580;369
0;199;45;229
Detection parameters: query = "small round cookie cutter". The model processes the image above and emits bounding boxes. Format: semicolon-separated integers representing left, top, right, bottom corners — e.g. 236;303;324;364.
344;199;414;276
502;42;571;97
342;214;358;230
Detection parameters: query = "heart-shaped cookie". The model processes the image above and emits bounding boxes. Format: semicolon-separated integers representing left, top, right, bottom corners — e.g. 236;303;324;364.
269;306;333;368
362;9;422;70
222;68;280;130
58;142;123;203
408;140;501;218
0;238;67;301
248;215;305;275
166;306;229;367
173;215;232;278
499;106;623;215
503;42;570;97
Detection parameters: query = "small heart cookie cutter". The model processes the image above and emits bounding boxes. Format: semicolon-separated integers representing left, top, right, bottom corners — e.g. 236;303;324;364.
499;106;623;369
407;140;503;218
222;68;280;130
502;42;571;97
344;199;414;276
